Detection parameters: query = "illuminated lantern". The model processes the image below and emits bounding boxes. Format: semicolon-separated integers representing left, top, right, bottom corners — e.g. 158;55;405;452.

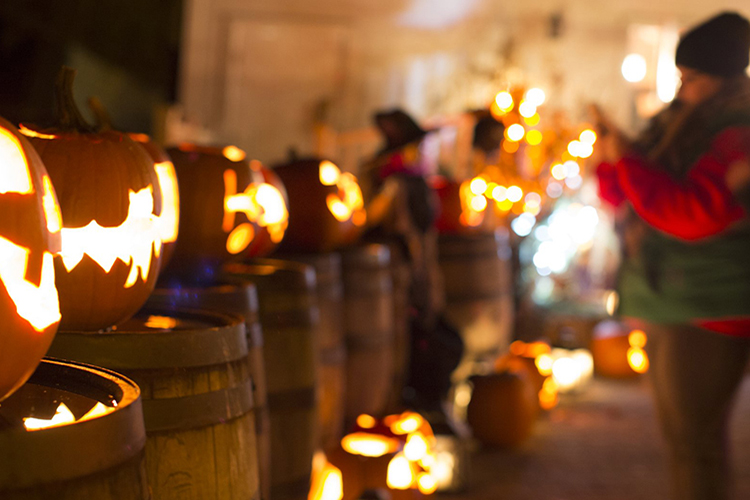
161;143;262;284
274;157;366;253
21;67;162;331
129;134;180;267
591;320;649;378
0;116;61;400
466;368;539;448
244;160;289;257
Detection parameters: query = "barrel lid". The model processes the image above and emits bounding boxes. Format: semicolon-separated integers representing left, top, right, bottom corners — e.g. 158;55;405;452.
0;358;145;489
223;259;317;291
48;307;248;370
342;244;391;267
148;282;260;318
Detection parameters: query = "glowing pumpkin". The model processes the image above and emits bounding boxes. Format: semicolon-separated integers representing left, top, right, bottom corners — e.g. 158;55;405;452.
244;160;289;258
591;321;649;378
128;134;180;266
274;157;366;253
0;116;61;400
21;67;163;331
160;143;262;285
466;369;539;448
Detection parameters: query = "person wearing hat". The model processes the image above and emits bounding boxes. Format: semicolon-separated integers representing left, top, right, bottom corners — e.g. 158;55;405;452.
595;12;750;500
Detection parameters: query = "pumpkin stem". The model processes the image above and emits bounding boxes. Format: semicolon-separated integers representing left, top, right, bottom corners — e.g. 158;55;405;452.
54;66;96;133
88;96;113;131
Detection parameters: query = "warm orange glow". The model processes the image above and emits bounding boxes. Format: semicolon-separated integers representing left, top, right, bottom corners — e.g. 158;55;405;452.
341;433;400;457
518;101;537;118
494;91;514;112
526;130;543;146
42;176;62;233
352;209;367;227
324;170;365;223
356;414;377;429
0;127;33;194
144;315;179;330
403;432;430;461
496;199;514;211
309;452;344;500
506;124;525;142
506;186;523;203
469;177;487;196
628;347;649;373
23;401;114;431
535;354;554;376
319;160;341;186
59;186;162;288
579;129;597;145
129;133;151;143
470;194;487;212
24;403;75;431
539;377;559;410
222;145;247;162
523;113;541;127
386;453;416;490
502;140;520;154
551;163;566;180
227;223;255;254
154;162;179;245
417;473;438;495
390;412;424;435
17;124;58;140
223;168;289;251
0;236;60;332
628;330;647;349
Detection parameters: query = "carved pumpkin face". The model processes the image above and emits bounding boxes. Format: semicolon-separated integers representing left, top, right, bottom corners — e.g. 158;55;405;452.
21;69;163;331
0;117;61;400
161;144;263;285
243;160;288;258
129;134;180;267
274;157;366;253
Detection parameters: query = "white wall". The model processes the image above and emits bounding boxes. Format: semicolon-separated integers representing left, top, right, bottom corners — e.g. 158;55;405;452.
177;0;750;165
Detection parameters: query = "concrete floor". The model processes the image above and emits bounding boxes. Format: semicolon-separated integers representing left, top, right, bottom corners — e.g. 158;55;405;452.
439;375;750;500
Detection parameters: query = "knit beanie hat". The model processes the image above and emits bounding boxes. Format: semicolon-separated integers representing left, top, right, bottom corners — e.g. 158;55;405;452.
675;12;750;77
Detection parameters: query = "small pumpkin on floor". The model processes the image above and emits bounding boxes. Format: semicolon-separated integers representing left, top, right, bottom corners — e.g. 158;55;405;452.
466;366;539;448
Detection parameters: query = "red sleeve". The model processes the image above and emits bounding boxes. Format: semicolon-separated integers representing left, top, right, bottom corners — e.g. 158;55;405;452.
596;162;626;207
613;127;750;240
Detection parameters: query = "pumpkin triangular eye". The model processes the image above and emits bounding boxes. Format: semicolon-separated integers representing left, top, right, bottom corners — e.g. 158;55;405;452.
0;128;33;195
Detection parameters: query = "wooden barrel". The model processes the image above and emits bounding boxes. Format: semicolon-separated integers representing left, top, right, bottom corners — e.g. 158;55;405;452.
223;260;318;500
0;358;148;500
47;309;259;500
147;283;271;500
389;256;412;411
277;252;347;450
438;231;515;381
341;244;395;423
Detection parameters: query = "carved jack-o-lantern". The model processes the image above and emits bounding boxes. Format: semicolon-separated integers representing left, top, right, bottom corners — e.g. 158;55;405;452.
162;144;262;284
244;160;288;258
21;68;163;331
274;157;366;252
0;116;62;400
129;134;180;266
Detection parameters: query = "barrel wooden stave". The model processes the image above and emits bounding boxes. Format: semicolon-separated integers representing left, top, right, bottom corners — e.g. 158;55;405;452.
341;245;395;422
223;260;319;500
148;284;271;500
438;231;515;381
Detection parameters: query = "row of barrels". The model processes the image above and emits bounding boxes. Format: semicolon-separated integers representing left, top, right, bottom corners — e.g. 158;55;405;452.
1;232;513;500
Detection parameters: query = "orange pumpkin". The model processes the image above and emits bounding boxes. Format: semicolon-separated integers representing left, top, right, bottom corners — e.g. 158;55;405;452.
466;368;539;448
244;161;288;258
22;67;162;331
128;134;180;267
161;143;262;285
273;157;365;253
0;116;62;400
590;321;642;378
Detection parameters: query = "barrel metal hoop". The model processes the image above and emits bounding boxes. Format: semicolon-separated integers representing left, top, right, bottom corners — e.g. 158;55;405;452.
142;378;254;432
